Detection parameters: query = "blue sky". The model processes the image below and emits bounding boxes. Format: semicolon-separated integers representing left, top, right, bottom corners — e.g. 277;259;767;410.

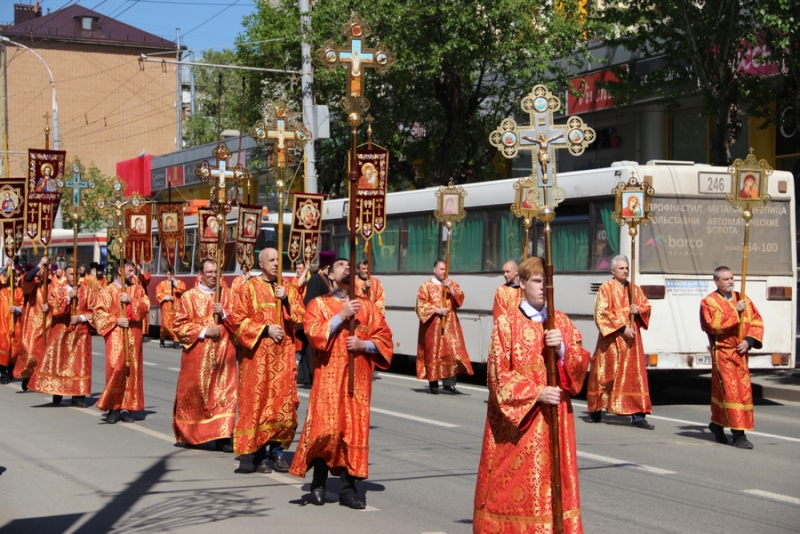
12;0;258;55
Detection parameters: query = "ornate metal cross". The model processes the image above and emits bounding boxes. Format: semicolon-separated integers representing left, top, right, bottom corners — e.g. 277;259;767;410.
56;162;95;214
317;13;395;98
95;177;144;257
194;142;250;212
490;85;595;189
249;99;312;170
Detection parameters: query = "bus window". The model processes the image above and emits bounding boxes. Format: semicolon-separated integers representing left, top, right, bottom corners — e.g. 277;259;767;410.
486;209;526;268
402;214;438;273
450;211;485;272
147;234;160;274
371;218;400;273
592;200;619;271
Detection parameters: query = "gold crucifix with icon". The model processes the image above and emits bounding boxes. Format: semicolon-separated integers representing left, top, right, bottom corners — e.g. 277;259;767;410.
249;98;311;317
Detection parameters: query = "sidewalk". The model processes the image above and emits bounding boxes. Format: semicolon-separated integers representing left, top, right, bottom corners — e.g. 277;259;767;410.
685;370;800;403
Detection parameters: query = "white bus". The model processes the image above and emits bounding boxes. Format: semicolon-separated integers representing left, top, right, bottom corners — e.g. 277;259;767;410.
321;161;796;372
17;229;108;268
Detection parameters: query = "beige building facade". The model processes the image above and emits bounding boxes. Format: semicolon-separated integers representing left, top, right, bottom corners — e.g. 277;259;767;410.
1;3;178;178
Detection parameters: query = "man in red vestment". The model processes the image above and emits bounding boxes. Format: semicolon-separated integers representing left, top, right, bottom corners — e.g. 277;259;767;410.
133;261;152;335
416;259;473;394
28;266;94;407
586;255;654;429
94;260;150;424
231;263;252;295
14;257;52;391
156;267;186;348
474;257;590;533
492;260;519;322
231;247;304;473
700;266;764;449
354;258;385;315
0;263;23;384
297;251;336;388
290;258;393;509
172;259;237;452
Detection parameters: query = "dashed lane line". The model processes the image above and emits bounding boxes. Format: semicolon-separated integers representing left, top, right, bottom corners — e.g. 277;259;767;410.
297;391;459;428
168;367;180;372
142;361;158;367
375;371;488;394
741;489;800;506
577;451;676;475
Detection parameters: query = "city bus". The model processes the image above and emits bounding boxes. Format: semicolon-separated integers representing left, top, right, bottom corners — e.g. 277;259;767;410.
16;229;107;269
322;161;796;372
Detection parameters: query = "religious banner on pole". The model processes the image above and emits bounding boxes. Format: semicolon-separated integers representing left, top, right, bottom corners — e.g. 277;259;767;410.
124;198;152;264
347;147;389;240
26;149;66;250
0;177;26;259
197;206;219;261
236;204;262;269
433;179;467;334
287;192;324;265
155;202;185;268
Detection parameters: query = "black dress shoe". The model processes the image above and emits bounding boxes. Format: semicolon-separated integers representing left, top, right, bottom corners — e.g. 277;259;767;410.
159;339;166;348
106;410;120;424
309;486;325;505
708;422;728;444
21;378;29;392
429;386;439;395
53;395;63;405
632;419;655;430
173;341;182;349
339;495;366;510
120;410;134;423
271;454;290;472
732;434;754;449
215;438;233;453
443;385;462;395
71;397;87;408
255;461;272;474
588;411;602;423
0;376;9;385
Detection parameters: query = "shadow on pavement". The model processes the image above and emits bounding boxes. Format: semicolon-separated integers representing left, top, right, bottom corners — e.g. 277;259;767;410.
0;513;84;534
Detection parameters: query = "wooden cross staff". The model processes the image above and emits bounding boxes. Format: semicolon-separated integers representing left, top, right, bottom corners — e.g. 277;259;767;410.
317;12;395;395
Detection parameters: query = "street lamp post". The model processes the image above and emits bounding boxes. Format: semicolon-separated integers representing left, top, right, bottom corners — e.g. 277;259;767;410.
0;36;59;149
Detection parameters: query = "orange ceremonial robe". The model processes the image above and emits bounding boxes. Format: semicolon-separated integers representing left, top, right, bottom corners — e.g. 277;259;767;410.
14;279;52;379
700;291;763;431
355;276;386;315
416;279;473;381
157;279;187;342
231;274;250;295
28;284;95;396
0;285;23;368
474;307;590;534
587;279;652;415
492;283;521;322
172;285;238;445
290;294;393;479
94;282;150;412
231;277;304;455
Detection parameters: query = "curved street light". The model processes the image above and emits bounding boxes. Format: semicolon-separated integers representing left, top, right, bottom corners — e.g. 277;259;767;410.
1;35;59;149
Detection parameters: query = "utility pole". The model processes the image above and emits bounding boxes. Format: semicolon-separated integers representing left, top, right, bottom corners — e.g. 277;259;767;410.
0;42;7;179
299;0;317;193
176;28;182;151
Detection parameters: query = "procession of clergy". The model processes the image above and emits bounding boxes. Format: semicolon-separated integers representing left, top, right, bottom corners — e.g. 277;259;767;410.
0;244;761;533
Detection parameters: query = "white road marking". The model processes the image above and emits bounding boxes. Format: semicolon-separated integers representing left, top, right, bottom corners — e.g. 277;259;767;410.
577;451;676;475
142;361;158;367
168;367;181;372
71;406;174;443
742;489;800;506
375;371;488;394
297;391;459;428
571;400;800;444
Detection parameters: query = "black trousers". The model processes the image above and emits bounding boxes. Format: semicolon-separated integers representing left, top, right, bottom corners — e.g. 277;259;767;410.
429;376;456;389
311;458;358;500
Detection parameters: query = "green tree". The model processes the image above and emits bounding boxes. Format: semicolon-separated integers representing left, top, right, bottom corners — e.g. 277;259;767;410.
236;0;594;194
60;158;114;233
594;0;769;166
183;49;251;148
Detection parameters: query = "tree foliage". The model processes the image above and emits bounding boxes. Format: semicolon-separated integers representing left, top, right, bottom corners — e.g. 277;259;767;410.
232;0;594;195
594;0;772;166
60;157;115;233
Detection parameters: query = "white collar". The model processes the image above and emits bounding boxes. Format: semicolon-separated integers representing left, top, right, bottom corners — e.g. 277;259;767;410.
431;277;443;285
520;300;547;322
197;283;214;295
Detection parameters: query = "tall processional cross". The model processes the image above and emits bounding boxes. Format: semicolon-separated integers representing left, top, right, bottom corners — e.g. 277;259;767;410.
194;142;250;210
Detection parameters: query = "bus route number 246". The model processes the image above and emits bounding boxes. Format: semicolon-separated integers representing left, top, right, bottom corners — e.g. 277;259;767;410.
698;172;731;195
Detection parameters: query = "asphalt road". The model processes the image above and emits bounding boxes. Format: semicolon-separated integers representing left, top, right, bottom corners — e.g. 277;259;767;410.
1;339;799;534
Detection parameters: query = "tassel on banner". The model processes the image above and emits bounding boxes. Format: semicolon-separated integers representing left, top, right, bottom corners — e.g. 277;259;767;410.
378;233;382;247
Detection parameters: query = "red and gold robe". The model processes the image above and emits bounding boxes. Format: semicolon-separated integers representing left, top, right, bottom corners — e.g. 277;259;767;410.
14;279;52;379
700;291;763;431
135;270;152;334
94;282;150;412
416;279;473;381
28;284;94;396
231;274;249;295
587;279;652;415
172;285;238;445
492;283;521;322
290;294;393;479
0;285;23;368
474;308;590;534
157;279;187;342
231;277;304;455
355;276;386;315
